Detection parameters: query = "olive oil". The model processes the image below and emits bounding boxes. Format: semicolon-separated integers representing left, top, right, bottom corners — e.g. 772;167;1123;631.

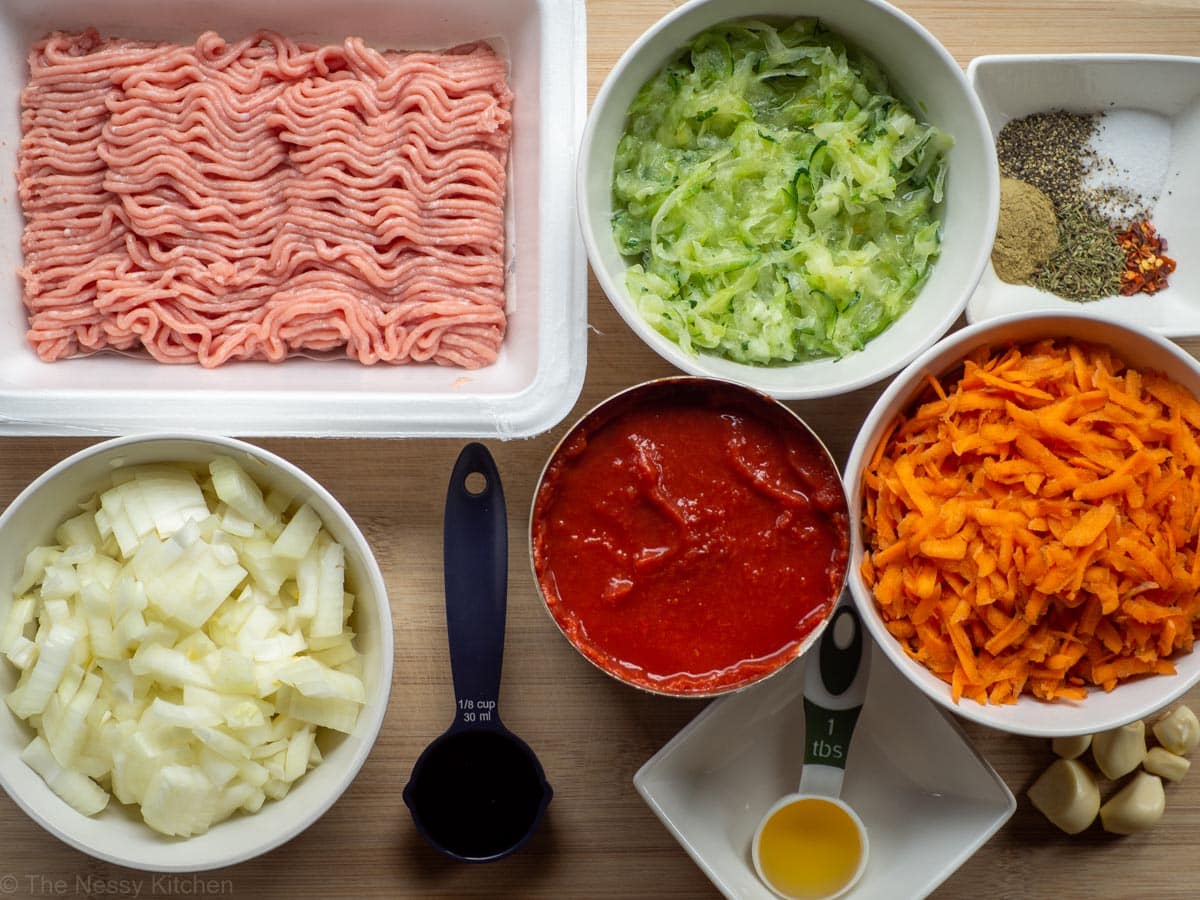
756;797;864;899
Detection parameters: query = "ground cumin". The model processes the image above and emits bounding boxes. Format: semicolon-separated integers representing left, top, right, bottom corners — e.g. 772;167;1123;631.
992;177;1059;284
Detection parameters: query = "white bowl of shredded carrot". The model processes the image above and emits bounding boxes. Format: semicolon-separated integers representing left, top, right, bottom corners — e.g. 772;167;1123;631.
847;311;1200;737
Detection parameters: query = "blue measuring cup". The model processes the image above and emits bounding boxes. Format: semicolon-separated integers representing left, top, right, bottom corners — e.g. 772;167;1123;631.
403;443;552;861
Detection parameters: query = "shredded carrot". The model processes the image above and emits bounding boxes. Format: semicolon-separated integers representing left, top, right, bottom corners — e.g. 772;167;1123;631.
861;338;1200;705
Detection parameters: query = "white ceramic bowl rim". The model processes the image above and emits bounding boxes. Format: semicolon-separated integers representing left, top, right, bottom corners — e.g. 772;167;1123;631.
0;433;394;870
968;51;1200;71
845;311;1200;737
578;0;999;400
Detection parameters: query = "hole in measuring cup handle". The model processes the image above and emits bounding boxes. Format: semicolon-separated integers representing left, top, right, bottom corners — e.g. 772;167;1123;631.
464;471;488;496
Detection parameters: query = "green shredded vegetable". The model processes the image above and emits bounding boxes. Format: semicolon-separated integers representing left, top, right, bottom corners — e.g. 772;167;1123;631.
611;19;952;364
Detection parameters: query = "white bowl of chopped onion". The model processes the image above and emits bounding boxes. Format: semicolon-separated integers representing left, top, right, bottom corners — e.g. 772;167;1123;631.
0;435;393;870
580;0;998;399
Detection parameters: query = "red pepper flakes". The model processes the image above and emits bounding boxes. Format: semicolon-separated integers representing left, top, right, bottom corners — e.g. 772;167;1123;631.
1118;220;1176;296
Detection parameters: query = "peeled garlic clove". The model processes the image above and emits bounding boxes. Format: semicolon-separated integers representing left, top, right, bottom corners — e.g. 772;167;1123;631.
1051;733;1092;760
1152;705;1200;756
1027;758;1100;834
1100;771;1165;835
1092;720;1146;780
1143;746;1190;783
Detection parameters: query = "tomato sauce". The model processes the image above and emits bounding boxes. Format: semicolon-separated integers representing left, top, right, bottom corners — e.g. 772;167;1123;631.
531;381;850;695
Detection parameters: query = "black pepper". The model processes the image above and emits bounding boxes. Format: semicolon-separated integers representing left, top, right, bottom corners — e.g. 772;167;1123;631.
996;111;1095;212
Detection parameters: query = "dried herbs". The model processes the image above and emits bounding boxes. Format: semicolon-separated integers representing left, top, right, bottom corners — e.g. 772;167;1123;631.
1031;204;1125;302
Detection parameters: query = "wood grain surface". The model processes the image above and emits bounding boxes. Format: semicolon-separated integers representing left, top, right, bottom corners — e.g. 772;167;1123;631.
2;1;1199;897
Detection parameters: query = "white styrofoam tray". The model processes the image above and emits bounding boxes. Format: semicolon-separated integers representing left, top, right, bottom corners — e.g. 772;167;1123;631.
0;0;587;438
966;54;1200;333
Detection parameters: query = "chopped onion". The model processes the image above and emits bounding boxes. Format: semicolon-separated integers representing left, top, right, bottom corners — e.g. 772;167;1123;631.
2;457;364;836
21;736;108;816
7;623;81;718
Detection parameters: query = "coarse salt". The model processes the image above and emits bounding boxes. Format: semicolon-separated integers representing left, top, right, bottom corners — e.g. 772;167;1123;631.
1084;108;1173;226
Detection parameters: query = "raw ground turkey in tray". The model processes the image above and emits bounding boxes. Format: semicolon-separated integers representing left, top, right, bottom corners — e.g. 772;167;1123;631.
18;29;512;368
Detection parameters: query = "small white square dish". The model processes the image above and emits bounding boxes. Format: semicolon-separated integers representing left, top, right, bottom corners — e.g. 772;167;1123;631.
0;0;587;438
965;54;1199;333
634;643;1015;900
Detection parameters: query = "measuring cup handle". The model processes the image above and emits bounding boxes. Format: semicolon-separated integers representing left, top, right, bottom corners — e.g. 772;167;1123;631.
444;442;507;726
799;595;870;798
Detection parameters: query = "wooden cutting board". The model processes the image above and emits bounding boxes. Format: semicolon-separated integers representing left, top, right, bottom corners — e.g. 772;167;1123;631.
2;1;1199;897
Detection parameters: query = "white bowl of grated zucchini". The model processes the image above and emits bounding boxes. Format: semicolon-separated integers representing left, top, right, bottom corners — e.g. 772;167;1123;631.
580;0;998;399
0;435;393;870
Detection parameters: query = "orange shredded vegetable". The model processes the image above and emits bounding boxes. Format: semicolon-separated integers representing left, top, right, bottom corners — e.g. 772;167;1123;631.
861;338;1200;705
